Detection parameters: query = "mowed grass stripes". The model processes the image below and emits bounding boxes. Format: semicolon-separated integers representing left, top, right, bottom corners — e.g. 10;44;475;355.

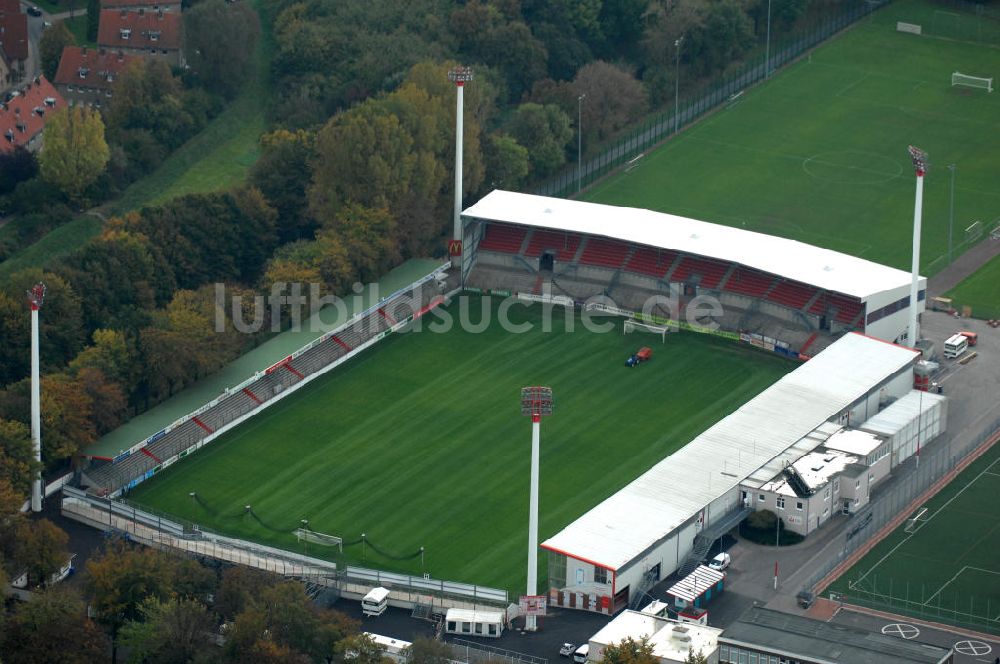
129;299;791;592
586;0;1000;276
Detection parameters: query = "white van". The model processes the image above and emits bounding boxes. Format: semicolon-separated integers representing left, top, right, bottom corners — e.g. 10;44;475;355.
573;644;590;663
943;333;968;359
361;587;390;617
708;552;731;571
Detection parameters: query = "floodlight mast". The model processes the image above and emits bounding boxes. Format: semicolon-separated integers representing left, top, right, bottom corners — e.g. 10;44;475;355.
449;66;473;267
907;146;927;349
520;386;553;632
27;282;46;512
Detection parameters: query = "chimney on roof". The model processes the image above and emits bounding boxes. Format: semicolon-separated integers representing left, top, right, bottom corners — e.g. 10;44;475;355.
120;8;126;17
157;8;163;18
138;7;144;14
117;50;124;61
82;45;88;55
99;47;105;55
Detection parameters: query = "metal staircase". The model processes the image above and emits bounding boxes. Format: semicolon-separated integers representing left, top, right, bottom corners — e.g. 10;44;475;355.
676;505;752;577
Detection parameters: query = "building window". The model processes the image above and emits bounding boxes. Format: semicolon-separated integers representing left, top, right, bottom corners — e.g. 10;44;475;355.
758;494;765;502
833;479;840;492
720;646;730;662
447;621;456;632
824;488;830;500
776;496;785;510
750;654;758;664
594;567;608;585
120;28;131;39
823;507;829;516
796;501;803;511
856;479;861;490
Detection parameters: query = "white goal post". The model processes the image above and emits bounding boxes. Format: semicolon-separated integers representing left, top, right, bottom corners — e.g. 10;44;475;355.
624;319;670;343
952;71;993;93
295;528;343;551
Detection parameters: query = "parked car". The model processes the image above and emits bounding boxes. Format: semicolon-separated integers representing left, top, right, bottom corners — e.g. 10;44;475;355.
707;552;731;571
559;644;575;657
27;6;43;15
796;591;815;609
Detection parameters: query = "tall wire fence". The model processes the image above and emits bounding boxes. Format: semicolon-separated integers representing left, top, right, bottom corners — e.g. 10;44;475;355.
532;1;890;198
799;414;1000;632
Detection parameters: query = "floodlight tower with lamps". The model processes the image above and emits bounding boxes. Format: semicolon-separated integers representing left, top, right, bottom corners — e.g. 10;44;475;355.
449;65;473;267
907;145;928;349
27;282;46;512
520;386;553;632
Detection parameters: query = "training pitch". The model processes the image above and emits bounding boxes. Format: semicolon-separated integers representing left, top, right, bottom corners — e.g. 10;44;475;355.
586;0;1000;278
129;298;791;592
829;441;1000;633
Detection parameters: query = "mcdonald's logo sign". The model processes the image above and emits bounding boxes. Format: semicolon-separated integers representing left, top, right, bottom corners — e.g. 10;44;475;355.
448;240;463;256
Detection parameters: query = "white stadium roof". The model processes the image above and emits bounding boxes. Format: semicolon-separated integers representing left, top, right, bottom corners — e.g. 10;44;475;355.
462;190;922;300
541;333;918;571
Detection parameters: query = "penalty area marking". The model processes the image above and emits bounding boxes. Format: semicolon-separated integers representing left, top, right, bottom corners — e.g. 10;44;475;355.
849;455;1000;591
923;564;1000;606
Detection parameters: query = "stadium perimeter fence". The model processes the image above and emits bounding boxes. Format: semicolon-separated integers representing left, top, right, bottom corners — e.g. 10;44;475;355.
799;413;1000;632
533;0;888;199
61;486;509;609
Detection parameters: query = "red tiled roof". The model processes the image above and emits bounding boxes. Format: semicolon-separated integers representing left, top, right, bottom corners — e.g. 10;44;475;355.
98;8;181;50
0;10;28;61
101;0;181;7
0;0;20;15
54;45;139;91
0;76;67;154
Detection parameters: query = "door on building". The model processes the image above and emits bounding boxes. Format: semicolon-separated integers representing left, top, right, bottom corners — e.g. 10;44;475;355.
842;499;851;515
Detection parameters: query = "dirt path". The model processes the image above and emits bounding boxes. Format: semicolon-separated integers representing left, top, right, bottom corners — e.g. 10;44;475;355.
928;236;1000;296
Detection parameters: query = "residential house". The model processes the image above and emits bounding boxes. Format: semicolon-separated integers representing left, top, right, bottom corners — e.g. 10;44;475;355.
0;0;27;90
98;8;183;67
101;0;182;12
0;76;66;154
54;46;138;109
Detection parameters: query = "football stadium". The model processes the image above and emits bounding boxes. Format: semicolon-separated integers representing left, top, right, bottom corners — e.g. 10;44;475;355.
63;0;997;621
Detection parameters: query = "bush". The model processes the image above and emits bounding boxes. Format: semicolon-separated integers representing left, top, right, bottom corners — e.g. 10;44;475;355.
740;510;804;546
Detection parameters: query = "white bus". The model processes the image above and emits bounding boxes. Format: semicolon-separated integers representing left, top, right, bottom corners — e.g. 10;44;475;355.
361;587;390;617
943;333;968;359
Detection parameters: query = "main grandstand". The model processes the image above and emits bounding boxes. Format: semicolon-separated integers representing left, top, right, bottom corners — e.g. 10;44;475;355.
460;191;927;353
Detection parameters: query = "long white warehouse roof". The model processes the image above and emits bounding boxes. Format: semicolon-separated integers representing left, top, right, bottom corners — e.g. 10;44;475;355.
463;190;922;300
541;333;918;571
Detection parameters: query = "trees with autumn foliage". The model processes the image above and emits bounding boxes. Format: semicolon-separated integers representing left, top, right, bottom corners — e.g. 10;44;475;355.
38;106;110;203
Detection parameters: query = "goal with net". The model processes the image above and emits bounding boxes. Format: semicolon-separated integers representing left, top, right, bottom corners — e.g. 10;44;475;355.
952;71;993;93
295;528;343;551
903;507;928;534
624;319;671;343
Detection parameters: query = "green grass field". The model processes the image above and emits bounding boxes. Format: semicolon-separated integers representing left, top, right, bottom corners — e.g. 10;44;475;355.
128;299;791;592
586;0;1000;276
828;442;1000;633
947;254;1000;320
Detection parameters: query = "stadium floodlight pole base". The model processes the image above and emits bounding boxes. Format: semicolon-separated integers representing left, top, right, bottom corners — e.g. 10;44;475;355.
27;283;45;513
907;146;927;349
521;387;552;633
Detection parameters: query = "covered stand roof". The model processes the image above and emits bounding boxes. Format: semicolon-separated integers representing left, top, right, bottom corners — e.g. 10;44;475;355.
462;190;922;300
542;333;918;571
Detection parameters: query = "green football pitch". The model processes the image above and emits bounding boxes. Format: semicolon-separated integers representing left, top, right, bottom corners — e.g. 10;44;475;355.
947;253;1000;320
128;298;792;592
586;0;1000;277
828;442;1000;633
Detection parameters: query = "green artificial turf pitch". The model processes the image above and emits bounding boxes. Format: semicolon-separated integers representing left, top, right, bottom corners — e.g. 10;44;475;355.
128;298;792;592
828;442;1000;633
585;0;1000;277
946;254;1000;321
